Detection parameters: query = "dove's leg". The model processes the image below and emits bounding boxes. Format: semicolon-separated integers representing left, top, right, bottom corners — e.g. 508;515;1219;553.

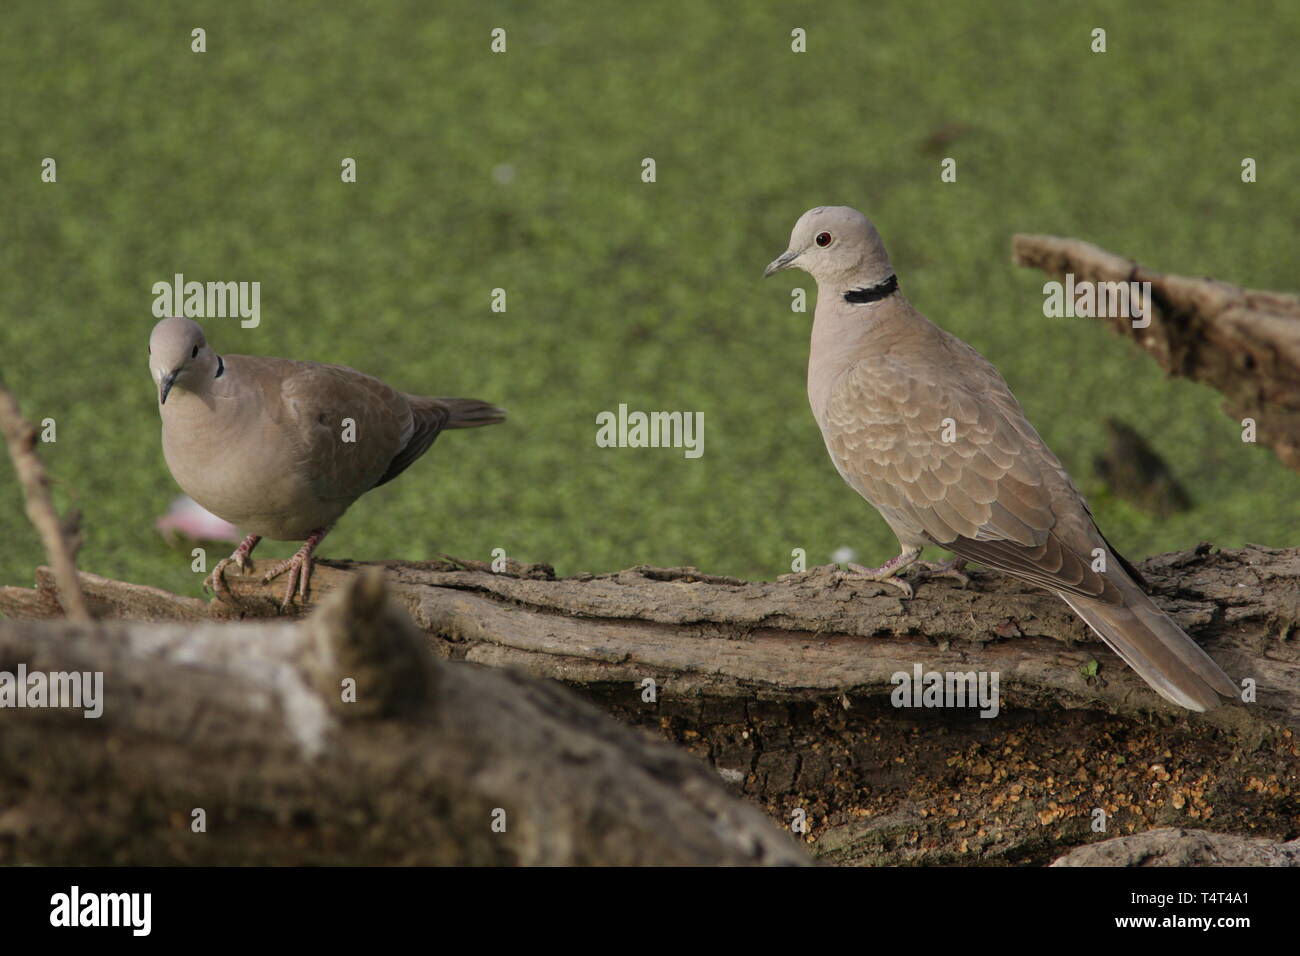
261;526;331;611
916;557;969;587
204;534;262;603
846;546;923;598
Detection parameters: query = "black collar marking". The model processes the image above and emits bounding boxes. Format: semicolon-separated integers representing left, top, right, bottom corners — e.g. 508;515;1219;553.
215;355;225;378
843;274;899;304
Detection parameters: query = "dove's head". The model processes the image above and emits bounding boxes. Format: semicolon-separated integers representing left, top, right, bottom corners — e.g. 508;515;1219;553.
149;317;218;404
764;206;894;289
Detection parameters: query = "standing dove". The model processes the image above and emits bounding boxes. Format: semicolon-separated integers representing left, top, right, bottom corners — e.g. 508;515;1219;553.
764;206;1237;711
148;317;505;609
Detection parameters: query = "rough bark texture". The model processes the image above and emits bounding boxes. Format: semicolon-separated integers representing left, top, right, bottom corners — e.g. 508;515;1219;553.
1012;234;1300;472
2;545;1297;865
0;570;806;866
1051;827;1300;867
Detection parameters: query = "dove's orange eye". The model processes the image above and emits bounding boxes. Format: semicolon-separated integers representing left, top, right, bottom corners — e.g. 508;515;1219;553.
816;232;832;247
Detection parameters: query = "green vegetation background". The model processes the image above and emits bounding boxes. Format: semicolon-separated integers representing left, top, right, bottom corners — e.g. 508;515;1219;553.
2;0;1297;598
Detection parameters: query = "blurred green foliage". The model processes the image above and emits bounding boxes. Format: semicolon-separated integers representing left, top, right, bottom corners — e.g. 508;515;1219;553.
1;0;1296;599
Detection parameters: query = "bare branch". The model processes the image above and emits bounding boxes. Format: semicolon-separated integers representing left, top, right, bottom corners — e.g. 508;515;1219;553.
1012;234;1300;472
0;378;90;621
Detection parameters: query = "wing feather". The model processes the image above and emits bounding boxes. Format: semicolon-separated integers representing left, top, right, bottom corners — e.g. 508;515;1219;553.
273;359;411;501
821;339;1117;601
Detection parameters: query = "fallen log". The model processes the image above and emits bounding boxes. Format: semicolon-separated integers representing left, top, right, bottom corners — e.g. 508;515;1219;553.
0;570;806;866
2;544;1297;865
1050;827;1300;867
1012;234;1300;472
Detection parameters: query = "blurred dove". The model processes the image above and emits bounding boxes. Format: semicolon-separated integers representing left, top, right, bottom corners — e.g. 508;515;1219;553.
148;317;505;610
155;495;242;544
764;206;1236;711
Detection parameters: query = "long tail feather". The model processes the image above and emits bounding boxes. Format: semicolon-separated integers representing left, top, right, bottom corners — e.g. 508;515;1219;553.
1059;574;1237;711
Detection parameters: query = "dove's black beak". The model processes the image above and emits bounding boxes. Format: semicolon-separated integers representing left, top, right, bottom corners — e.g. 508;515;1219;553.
764;249;799;278
159;369;180;405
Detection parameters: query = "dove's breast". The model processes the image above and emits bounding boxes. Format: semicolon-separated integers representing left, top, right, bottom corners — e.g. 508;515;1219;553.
159;370;359;540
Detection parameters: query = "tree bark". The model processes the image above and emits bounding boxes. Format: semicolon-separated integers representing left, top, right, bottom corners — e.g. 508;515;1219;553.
0;570;806;866
3;545;1297;865
1050;827;1300;867
1011;234;1300;472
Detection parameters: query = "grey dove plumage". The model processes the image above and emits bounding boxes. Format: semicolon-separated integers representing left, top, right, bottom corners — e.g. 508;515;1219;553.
765;206;1237;711
148;317;504;608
